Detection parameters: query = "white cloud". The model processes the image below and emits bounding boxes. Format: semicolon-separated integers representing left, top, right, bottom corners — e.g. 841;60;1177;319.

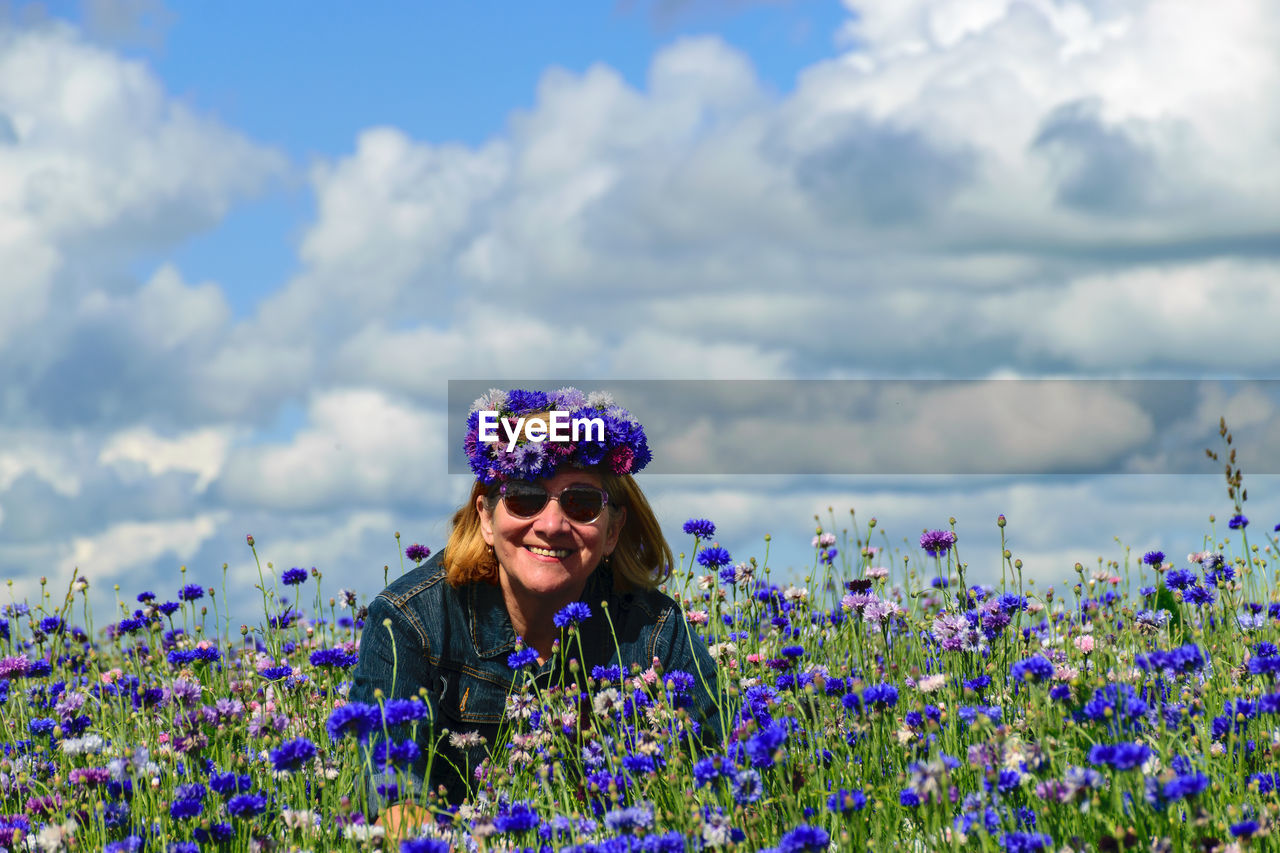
218;389;447;511
0;433;83;496
58;512;226;581
999;259;1280;370
99;424;236;493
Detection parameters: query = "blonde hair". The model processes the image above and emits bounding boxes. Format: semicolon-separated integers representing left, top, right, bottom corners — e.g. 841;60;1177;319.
442;471;674;591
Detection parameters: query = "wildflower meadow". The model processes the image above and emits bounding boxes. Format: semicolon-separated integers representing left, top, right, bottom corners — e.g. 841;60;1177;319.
3;422;1280;852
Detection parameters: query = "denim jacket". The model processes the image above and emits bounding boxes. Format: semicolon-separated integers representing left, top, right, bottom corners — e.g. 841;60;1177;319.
348;550;721;811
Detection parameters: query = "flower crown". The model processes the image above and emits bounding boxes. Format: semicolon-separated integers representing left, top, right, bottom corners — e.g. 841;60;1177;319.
464;387;652;484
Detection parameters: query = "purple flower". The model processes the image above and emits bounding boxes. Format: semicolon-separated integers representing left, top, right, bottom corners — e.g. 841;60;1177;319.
1010;655;1055;684
697;546;732;569
405;543;431;563
863;683;899;708
309;648;359;668
225;792;268;819
683;519;716;538
1001;832;1053;853
281;568;308;586
1142;550;1165;566
1229;514;1248;529
1087;742;1151;771
400;840;451;853
382;698;429;726
508;646;539;669
604;802;654;833
1231;821;1260;839
827;788;866;813
1162;771;1209;801
778;825;830;852
325;702;380;742
178;584;204;602
920;529;956;557
553;602;592;628
269;737;318;772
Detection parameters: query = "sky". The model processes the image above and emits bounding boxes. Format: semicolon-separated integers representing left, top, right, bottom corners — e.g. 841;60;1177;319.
3;0;1280;633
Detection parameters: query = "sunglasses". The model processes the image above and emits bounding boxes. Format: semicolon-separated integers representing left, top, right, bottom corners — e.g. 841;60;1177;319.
498;482;612;524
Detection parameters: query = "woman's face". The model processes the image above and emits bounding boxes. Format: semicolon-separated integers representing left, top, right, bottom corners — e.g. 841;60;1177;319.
477;469;626;609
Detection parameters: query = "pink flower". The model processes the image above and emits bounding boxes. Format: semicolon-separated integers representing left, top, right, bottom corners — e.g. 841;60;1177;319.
607;445;635;474
1074;635;1095;654
686;610;708;625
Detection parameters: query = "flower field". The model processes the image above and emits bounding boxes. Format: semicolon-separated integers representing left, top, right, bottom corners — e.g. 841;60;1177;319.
4;443;1280;851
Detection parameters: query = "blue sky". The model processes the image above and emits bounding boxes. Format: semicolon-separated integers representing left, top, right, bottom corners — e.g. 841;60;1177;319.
126;1;851;318
3;0;1280;630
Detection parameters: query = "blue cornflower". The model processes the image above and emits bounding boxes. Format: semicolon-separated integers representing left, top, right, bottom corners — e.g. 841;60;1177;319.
136;591;155;602
591;664;621;682
1229;514;1249;529
158;600;181;615
1010;655;1055;684
1163;568;1196;590
168;843;201;853
697;546;732;569
1162;771;1209;801
1001;832;1053;853
225;791;268;819
683;519;716;538
508;646;540;669
1142;550;1165;566
382;698;429;726
1231;820;1260;839
208;771;253;796
269;737;318;772
104;838;143;853
281;568;309;586
325;702;381;742
404;543;431;563
1139;585;1156;598
604;802;654;833
553;601;592;628
863;683;899;708
1183;585;1215;607
827;788;866;813
309;648;359;668
494;801;540;834
778;825;830;852
400;840;451;853
38;616;64;634
920;529;956;557
178;584;204;602
931;576;949;589
1088;742;1151;771
168;795;204;821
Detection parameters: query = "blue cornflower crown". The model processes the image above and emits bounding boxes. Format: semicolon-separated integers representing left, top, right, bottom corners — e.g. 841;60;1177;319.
464;387;652;484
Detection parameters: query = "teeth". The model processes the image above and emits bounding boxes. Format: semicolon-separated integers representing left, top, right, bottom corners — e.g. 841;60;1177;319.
527;546;571;558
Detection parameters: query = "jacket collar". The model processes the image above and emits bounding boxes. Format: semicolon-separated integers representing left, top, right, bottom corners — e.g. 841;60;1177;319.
468;579;517;658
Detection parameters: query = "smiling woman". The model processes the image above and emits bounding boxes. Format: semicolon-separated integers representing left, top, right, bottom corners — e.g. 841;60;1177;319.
347;387;722;834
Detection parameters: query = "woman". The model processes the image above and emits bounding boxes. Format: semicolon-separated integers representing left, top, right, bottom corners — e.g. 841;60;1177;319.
348;387;722;834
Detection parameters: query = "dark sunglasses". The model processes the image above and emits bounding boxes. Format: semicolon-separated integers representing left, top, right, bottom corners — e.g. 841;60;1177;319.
498;482;612;524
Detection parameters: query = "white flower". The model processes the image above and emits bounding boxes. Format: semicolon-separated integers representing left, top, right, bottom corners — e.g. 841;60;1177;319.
917;674;946;693
592;688;622;717
783;585;809;602
60;734;105;756
344;824;386;841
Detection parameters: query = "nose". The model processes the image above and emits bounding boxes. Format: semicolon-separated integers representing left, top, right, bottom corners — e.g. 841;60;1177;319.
531;495;573;533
